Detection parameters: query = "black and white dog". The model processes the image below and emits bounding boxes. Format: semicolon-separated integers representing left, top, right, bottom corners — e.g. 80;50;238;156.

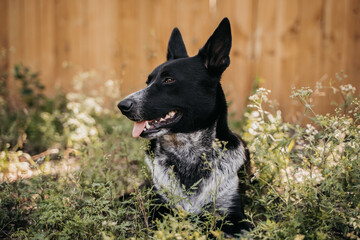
118;18;251;235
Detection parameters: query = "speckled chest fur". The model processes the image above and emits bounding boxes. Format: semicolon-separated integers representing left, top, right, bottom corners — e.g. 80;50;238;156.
145;125;246;214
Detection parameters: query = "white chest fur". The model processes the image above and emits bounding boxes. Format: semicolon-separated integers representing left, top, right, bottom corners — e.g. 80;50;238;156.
145;129;246;214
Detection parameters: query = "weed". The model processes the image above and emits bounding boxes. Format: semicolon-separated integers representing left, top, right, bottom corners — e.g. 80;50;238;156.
242;76;360;239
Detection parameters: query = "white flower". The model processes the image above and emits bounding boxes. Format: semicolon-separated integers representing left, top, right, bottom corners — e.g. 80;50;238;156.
250;121;260;130
305;124;318;136
334;129;342;141
77;113;95;125
267;113;275;123
89;127;98;136
248;88;271;103
66;118;81;126
84;97;102;114
305;135;314;142
251;111;260;118
249;94;259;101
248;127;258;136
340;84;356;94
67;102;81;114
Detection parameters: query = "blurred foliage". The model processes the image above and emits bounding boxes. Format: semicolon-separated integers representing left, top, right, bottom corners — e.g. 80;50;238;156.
0;65;359;239
0;64;68;154
13;63;46;109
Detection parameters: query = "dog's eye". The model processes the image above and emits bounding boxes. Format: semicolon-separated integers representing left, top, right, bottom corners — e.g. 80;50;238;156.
164;78;175;84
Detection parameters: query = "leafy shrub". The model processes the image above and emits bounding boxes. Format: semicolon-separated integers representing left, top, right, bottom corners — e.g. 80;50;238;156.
241;74;360;239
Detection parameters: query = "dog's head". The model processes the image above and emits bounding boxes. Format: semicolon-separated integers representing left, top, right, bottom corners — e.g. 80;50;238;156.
118;18;232;139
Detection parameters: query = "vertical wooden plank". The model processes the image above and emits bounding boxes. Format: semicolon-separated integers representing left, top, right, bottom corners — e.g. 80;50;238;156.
311;0;346;116
8;0;24;65
113;0;127;92
137;0;160;90
290;0;324;121
7;0;25;107
153;0;174;58
185;0;213;55
277;0;301;122
67;0;83;70
322;0;347;76
54;0;66;90
87;0;104;70
23;0;41;71
0;0;9;75
117;0;142;94
0;0;9;105
309;0;332;117
173;0;197;56
0;0;9;51
345;0;360;90
223;0;255;117
101;0;121;101
254;0;278;94
100;0;118;72
40;0;56;94
54;0;73;92
297;0;324;87
101;0;120;75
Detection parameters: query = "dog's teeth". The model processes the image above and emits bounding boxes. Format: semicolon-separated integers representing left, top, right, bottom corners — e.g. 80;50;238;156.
145;121;151;129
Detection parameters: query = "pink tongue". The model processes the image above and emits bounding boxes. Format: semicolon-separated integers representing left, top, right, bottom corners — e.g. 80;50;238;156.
132;121;146;138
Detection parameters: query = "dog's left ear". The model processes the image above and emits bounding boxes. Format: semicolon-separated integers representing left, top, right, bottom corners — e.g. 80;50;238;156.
198;18;232;76
167;28;188;60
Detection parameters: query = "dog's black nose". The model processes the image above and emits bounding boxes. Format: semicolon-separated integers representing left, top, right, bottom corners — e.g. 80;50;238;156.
118;99;134;112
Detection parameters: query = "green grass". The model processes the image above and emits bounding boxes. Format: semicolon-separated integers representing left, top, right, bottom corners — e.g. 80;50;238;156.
1;67;359;239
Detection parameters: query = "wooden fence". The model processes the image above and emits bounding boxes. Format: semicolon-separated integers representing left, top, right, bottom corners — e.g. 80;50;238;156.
1;0;359;121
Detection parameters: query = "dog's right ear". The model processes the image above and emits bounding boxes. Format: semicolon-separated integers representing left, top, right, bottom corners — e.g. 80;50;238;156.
198;18;232;76
167;28;188;60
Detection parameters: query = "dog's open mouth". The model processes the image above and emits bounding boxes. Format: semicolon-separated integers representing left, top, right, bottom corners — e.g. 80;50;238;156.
132;110;181;138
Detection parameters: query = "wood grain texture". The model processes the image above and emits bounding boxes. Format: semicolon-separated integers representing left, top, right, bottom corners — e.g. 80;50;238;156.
1;0;359;121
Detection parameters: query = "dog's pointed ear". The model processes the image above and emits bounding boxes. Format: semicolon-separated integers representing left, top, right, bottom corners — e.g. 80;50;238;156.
167;28;188;60
198;18;232;76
